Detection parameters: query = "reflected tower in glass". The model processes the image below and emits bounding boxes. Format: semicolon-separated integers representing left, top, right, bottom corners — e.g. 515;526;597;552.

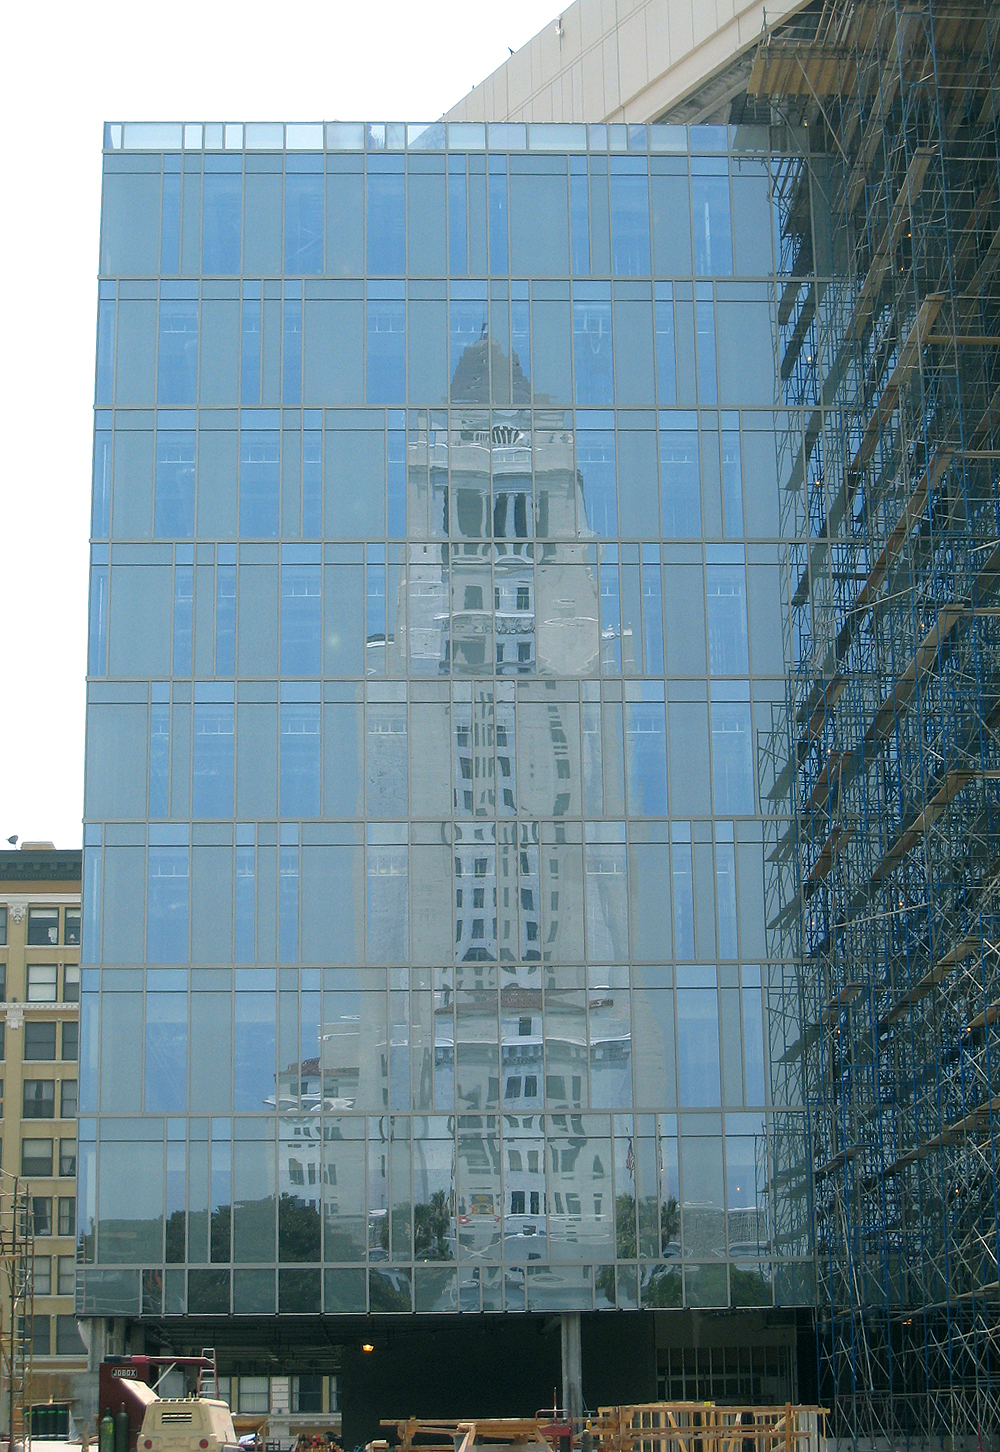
82;117;812;1391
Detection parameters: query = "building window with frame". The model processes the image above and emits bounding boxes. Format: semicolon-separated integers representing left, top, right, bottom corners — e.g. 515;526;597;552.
32;1197;52;1236
27;909;59;946
57;1255;75;1296
63;965;80;1002
237;1378;269;1414
0;906;7;945
292;1376;323;1414
23;1081;55;1119
0;965;5;1002
24;1022;57;1060
64;910;81;946
56;1314;86;1356
57;1197;75;1237
60;1081;78;1118
27;965;58;1002
30;1315;50;1356
33;1255;52;1295
59;1140;76;1177
61;1023;78;1061
22;1139;53;1177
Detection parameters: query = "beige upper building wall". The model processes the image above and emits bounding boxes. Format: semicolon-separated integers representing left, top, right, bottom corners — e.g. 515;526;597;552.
444;0;811;126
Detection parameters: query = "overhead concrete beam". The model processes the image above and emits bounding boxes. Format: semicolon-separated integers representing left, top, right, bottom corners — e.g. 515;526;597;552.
444;0;814;126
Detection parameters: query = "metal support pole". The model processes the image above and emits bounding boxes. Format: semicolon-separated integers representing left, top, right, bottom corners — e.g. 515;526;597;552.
560;1311;582;1423
9;1179;18;1452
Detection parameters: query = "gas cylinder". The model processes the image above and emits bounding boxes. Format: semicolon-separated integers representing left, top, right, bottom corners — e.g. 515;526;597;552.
100;1409;115;1452
115;1406;130;1452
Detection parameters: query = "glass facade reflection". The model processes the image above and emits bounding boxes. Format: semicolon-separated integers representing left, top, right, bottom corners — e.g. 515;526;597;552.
82;120;812;1321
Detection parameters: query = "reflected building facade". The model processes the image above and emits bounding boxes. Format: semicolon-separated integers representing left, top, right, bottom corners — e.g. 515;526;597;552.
82;118;812;1404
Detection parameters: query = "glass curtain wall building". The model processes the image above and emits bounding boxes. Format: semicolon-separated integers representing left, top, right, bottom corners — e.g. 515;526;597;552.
82;118;812;1348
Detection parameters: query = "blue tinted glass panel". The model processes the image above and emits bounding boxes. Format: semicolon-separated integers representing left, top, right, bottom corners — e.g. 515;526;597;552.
367;174;405;274
149;703;170;817
145;993;188;1112
573;301;613;405
280;704;321;816
489;171;508;275
92;432;112;538
88;566;108;676
626;700;667;815
450;301;488;404
710;701;754;814
240;429;280;538
576;428;617;537
173;565;193;675
610;173;651;275
696;300;717;403
692;176;733;276
367;301;406;405
279;846;299;963
147;847;190;964
235;992;275;1107
677;990;720;1106
303;432;322;537
161;172;181;274
157;301;198;405
283;299;302;405
192;703;235;817
154;430;196;538
281;564;322;675
216;565;236;675
202;173;242;273
570;174;590;275
448;169;467;274
706;565;749;674
387;424;405;537
366;563;386;671
235;848;255;964
241;298;261;405
285;174;324;273
511;302;530;384
660;419;701;537
655;300;676;405
96;301;115;406
672;841;694;956
642;562;664;675
722;430;743;535
599;563;621;673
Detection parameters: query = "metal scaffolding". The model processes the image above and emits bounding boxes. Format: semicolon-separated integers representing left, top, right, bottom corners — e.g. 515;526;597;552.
753;0;1000;1442
0;1175;36;1451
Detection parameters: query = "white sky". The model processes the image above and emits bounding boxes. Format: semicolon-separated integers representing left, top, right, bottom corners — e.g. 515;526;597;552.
0;0;554;851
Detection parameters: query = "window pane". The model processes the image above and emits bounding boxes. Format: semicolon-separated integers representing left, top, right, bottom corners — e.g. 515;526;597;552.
24;1022;57;1061
285;174;324;274
22;1138;54;1176
157;300;198;405
240;429;280;538
154;430;196;539
27;965;58;1002
573;301;613;405
27;909;59;946
202;173;242;273
23;1081;55;1118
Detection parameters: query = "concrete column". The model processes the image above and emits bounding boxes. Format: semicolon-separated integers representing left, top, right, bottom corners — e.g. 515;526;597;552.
560;1312;583;1422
